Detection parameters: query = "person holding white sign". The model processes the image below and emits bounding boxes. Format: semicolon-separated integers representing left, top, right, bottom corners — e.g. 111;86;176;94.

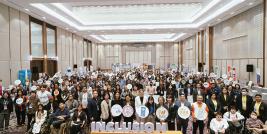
192;95;209;134
175;93;191;134
135;89;148;123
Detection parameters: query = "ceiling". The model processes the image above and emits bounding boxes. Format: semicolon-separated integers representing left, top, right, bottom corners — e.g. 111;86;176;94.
1;0;261;43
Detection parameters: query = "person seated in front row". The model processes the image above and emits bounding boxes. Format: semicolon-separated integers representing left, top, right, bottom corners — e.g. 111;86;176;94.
246;112;267;134
210;112;229;134
50;102;70;134
70;103;87;134
223;106;244;134
32;104;47;134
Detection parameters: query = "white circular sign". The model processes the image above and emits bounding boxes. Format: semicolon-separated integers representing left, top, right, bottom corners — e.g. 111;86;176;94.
136;105;149;118
171;80;176;85
156;106;169;120
189;79;193;84
203;82;209;88
111;104;123;117
16;98;23;105
122;105;134;117
31;86;37;91
181;79;186;85
127;84;132;90
178;106;190;119
14;80;21;86
222;74;228;79
195;108;208;120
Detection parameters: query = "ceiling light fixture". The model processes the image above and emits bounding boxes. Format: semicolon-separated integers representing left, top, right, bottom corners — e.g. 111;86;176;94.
248;2;253;5
230;12;235;15
42;17;46;20
25;9;30;12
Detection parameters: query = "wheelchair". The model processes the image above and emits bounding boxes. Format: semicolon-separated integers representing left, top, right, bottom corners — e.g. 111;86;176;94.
26;119;50;134
63;119;88;134
227;119;245;134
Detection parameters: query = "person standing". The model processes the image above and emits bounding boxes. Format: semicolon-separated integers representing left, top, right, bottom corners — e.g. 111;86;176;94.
236;88;253;118
87;90;101;123
192;95;209;134
135;89;148;123
0;92;13;131
27;90;39;130
100;93;111;124
15;90;27;126
165;95;177;130
250;94;267;123
175;93;191;134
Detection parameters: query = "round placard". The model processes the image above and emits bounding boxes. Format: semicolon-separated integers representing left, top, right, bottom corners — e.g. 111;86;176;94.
136;105;149;119
16;98;23;105
122;105;134;117
178;106;190;119
203;82;209;88
189;79;193;84
181;79;186;85
171;80;176;85
127;84;132;90
31;86;37;91
111;104;123;117
222;74;228;79
54;90;59;96
156;106;169;120
14;80;21;86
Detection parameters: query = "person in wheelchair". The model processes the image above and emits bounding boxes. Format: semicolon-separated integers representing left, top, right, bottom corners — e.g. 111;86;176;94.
49;102;70;134
223;106;244;134
70;103;87;134
210;112;229;134
246;112;267;134
31;104;47;134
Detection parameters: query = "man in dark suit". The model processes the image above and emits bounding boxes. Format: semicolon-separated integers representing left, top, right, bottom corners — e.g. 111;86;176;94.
87;90;101;123
192;83;206;102
250;94;267;123
175;93;191;134
236;88;253;118
183;83;194;99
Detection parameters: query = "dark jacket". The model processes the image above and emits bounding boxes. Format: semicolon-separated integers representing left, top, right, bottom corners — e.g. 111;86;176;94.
166;103;178;123
0;97;13;113
87;98;101;122
218;94;231;114
250;101;267;123
51;107;70;119
183;87;194;99
206;99;221;118
72;110;87;124
236;95;253;118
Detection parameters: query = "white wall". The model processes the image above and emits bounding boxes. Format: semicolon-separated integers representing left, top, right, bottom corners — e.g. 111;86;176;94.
57;28;86;72
213;4;263;84
0;3;30;86
95;42;179;69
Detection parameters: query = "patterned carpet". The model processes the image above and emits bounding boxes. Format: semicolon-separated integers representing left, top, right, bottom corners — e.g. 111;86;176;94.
0;113;27;134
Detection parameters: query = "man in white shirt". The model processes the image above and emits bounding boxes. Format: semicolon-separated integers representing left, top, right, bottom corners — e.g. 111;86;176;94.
37;85;52;112
210;112;229;134
223;106;244;133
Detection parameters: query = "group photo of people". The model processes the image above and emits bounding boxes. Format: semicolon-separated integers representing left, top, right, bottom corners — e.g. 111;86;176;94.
0;67;267;134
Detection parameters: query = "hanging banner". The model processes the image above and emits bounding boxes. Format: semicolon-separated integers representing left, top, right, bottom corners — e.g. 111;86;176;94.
232;68;236;81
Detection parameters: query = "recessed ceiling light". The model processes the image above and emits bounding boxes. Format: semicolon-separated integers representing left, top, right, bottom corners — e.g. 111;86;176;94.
230;12;235;15
217;18;221;21
249;2;253;5
25;9;30;12
66;27;69;30
42;17;46;19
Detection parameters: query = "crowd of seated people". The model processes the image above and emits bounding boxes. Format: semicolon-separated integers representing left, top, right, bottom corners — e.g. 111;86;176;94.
0;68;266;134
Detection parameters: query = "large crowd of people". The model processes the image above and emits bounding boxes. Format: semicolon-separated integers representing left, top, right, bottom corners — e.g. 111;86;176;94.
0;67;267;134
